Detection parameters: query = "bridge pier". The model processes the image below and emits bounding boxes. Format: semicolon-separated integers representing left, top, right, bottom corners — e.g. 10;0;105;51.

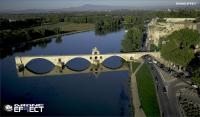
17;64;25;72
56;62;65;68
57;58;65;68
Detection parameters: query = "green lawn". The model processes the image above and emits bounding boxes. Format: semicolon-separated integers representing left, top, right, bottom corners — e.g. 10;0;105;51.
29;22;95;32
131;62;140;73
136;63;160;117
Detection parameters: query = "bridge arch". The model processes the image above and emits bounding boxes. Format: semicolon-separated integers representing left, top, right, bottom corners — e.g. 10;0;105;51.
24;58;55;74
23;58;56;67
65;57;91;64
101;55;128;63
65;57;91;71
101;55;126;69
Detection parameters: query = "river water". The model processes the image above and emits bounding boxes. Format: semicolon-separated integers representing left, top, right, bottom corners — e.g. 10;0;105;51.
1;29;132;116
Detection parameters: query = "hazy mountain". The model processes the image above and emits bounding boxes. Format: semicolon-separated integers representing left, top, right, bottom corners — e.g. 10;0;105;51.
1;4;200;13
46;4;200;12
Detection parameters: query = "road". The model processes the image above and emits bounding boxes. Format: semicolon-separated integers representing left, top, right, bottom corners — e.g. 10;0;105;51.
143;54;198;117
145;58;192;117
146;61;174;117
167;78;193;117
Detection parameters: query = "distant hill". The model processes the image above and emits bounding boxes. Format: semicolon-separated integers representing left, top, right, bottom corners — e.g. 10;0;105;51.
1;4;200;13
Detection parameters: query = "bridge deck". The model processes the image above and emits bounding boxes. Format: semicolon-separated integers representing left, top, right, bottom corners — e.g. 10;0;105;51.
15;52;160;69
15;52;159;57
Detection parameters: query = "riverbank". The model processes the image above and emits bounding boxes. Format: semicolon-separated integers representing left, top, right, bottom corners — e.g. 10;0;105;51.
26;28;95;43
0;22;95;48
0;28;95;51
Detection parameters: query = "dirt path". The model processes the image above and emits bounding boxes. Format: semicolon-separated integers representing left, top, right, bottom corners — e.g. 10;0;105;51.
130;61;146;117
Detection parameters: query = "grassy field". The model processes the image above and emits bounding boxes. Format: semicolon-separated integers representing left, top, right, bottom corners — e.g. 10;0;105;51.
31;22;95;32
0;22;95;48
136;63;160;117
131;62;140;73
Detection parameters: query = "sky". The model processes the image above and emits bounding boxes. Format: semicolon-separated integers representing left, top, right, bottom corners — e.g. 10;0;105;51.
0;0;199;11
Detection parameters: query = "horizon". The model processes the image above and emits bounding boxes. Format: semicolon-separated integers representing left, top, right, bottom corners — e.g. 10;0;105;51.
0;0;199;12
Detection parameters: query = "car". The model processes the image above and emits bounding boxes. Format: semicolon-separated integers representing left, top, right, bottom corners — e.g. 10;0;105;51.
163;87;167;93
172;73;178;77
179;72;184;76
192;85;198;89
160;64;164;68
153;60;157;64
155;76;158;81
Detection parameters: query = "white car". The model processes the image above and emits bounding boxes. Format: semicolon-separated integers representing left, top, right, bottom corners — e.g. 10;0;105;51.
153;60;157;64
192;85;198;89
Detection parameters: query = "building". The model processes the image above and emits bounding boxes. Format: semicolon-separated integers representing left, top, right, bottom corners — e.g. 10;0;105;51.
147;18;199;46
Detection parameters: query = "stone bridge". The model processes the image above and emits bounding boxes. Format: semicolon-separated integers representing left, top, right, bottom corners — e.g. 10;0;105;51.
15;47;160;70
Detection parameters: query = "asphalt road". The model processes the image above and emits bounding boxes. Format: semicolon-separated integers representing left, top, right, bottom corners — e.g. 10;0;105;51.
146;61;174;117
167;79;191;117
144;55;197;117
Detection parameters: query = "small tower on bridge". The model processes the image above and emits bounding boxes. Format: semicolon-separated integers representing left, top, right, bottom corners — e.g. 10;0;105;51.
92;47;100;55
91;47;101;65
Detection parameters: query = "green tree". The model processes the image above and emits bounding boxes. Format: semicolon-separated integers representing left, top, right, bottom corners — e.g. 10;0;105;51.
95;17;122;35
121;27;142;52
161;29;200;67
191;68;200;86
124;16;134;24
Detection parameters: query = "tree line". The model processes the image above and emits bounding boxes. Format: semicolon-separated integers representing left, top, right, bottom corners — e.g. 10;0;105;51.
121;15;147;52
160;29;200;86
0;27;60;47
95;16;123;35
0;18;43;30
160;28;200;67
156;9;200;18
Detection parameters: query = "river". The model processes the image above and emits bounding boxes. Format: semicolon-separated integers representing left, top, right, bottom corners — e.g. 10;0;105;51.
1;29;132;116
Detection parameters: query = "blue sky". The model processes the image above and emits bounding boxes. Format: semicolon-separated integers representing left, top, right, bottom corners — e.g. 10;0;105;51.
0;0;199;11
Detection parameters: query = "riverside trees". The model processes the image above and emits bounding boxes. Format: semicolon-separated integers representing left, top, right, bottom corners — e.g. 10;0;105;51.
121;26;142;52
95;16;123;35
160;28;200;67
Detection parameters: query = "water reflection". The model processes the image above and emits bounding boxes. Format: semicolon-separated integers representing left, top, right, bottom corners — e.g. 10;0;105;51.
119;85;130;116
17;62;129;78
0;38;53;58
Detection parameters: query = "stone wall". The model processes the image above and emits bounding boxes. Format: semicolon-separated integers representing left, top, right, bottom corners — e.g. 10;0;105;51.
148;18;198;46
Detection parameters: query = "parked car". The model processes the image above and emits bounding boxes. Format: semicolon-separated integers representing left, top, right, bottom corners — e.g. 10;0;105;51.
153;60;157;64
163;87;167;93
192;85;198;89
160;64;164;68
